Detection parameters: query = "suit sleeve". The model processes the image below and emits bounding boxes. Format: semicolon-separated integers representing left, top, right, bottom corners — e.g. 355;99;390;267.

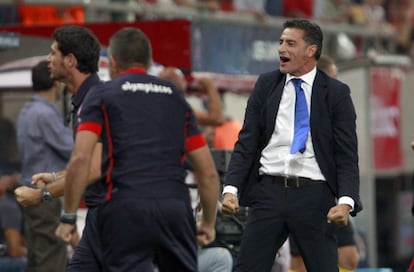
331;83;361;215
224;74;268;190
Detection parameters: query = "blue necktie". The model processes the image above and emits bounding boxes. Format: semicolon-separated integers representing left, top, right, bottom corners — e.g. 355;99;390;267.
290;78;309;154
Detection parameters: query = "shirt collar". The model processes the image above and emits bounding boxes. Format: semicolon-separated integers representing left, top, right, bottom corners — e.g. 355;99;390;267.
121;67;147;75
32;94;50;104
285;66;317;87
71;73;101;109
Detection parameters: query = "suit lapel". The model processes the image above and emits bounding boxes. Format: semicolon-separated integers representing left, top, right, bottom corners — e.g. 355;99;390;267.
265;74;286;142
310;71;329;134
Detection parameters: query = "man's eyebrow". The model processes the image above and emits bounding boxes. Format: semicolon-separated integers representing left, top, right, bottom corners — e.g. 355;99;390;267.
280;38;297;44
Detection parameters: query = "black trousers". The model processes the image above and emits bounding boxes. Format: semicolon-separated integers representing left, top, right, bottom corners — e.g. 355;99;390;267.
98;196;197;272
67;207;103;272
235;176;338;272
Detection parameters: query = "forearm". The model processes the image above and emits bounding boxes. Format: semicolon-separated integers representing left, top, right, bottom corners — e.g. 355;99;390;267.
8;175;19;188
8;245;27;258
87;143;102;184
5;229;27;257
47;179;65;198
64;156;90;213
204;82;224;125
198;172;220;226
187;146;220;225
195;78;224;126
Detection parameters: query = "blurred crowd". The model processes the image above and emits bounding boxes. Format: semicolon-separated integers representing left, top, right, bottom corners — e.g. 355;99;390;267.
1;0;414;58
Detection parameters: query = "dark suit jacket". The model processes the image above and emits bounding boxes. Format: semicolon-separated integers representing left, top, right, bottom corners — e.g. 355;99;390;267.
225;69;362;216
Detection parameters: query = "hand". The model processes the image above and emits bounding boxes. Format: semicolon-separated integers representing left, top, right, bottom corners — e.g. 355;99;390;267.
410;140;414;150
221;193;239;215
32;172;55;187
56;223;77;243
327;204;351;226
14;186;41;206
196;220;216;246
70;229;80;249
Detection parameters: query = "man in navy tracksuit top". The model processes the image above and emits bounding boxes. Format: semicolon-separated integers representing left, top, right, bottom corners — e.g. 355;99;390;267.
56;27;220;272
15;25;107;271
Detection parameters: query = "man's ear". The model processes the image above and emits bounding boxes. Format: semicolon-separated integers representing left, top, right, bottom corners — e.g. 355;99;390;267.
109;55;119;74
307;45;317;58
65;53;77;68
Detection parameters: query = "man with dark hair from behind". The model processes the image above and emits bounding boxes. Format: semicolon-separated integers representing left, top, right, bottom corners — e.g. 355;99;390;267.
56;27;220;272
16;60;74;272
14;25;104;271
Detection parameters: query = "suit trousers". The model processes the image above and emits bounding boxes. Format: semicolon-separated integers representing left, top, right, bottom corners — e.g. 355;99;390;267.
235;175;338;272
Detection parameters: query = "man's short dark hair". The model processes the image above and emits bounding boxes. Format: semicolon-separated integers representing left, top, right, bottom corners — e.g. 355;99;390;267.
32;60;54;92
109;27;152;70
53;25;101;74
283;19;323;60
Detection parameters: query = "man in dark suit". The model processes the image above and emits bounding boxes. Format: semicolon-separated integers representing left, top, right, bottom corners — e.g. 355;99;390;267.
221;19;362;272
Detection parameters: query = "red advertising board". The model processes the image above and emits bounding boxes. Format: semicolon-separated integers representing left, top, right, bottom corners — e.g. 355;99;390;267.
370;66;403;170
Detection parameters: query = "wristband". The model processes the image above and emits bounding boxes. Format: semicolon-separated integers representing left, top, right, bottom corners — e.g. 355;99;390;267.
60;211;77;225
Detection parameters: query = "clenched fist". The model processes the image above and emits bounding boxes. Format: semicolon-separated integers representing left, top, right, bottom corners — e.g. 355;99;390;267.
14;186;41;207
327;204;351;226
221;193;240;215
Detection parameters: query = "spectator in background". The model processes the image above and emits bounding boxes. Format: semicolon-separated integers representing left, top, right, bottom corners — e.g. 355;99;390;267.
313;0;352;23
176;0;220;10
0;117;20;196
0;0;21;25
231;0;268;22
138;0;220;11
264;0;284;17
386;0;412;55
220;0;234;12
204;116;242;150
0;189;27;272
16;60;73;272
282;0;313;18
202;91;242;150
158;66;225;126
0;117;26;272
347;0;394;33
410;140;414;216
363;0;386;26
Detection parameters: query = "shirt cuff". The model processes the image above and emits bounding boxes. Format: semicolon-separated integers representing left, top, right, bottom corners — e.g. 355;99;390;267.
338;196;354;212
222;185;238;196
